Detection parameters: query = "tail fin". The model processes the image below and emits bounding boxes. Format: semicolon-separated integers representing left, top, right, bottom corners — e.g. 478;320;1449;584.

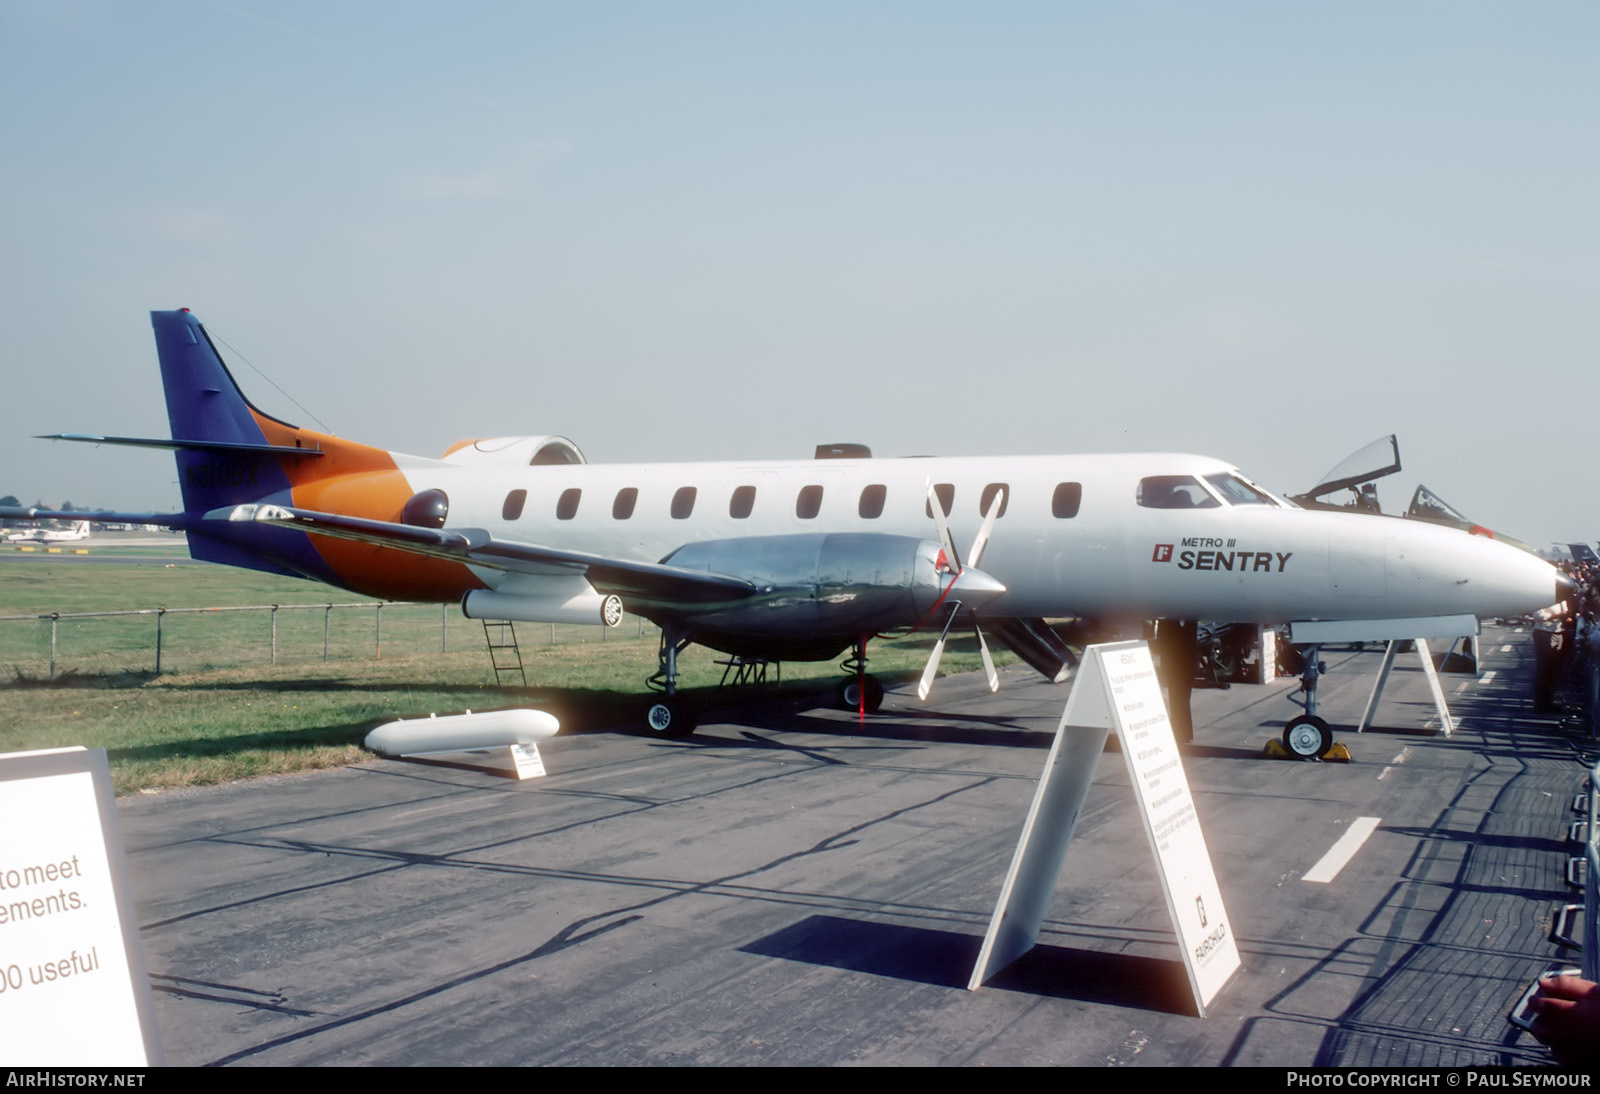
149;309;394;580
152;309;307;515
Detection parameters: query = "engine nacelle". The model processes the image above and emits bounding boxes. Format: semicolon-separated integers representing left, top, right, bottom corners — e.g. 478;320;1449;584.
661;533;948;638
463;581;623;627
441;435;586;466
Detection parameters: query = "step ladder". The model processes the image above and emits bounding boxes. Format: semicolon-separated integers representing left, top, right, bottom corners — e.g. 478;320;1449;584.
481;620;527;686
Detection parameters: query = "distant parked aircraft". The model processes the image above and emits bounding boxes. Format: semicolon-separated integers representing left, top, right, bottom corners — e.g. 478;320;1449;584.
4;521;90;544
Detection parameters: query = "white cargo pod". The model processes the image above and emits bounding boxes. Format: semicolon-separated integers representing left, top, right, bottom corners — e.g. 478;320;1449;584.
365;709;560;780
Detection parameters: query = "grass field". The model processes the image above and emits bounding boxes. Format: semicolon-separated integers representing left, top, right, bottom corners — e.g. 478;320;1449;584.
0;556;1015;794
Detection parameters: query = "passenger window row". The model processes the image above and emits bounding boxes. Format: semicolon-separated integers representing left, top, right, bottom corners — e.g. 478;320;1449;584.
501;481;1084;522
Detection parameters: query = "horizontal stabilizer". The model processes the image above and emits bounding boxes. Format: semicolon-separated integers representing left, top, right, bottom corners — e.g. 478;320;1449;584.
0;506;195;529
37;434;323;458
220;503;758;606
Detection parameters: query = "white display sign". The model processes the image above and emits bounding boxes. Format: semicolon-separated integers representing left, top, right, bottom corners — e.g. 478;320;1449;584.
1105;644;1240;1011
0;748;162;1064
970;641;1240;1016
510;742;547;780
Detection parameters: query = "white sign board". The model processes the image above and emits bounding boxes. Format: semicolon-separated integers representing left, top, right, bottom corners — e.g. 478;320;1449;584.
510;742;547;780
970;641;1240;1016
0;748;162;1064
1107;643;1240;1012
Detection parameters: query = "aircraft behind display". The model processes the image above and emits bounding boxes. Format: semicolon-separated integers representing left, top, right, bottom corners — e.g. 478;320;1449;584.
5;309;1566;756
1291;435;1537;553
4;520;91;544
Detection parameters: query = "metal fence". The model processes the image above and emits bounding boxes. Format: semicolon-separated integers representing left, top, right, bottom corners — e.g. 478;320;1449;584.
0;601;651;682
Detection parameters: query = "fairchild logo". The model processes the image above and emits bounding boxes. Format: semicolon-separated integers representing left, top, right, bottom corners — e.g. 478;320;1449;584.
1152;544;1173;563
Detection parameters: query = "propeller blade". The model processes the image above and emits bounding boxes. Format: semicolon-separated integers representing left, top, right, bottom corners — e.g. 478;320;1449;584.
925;480;960;572
968;487;1003;569
917;605;961;700
976;625;999;693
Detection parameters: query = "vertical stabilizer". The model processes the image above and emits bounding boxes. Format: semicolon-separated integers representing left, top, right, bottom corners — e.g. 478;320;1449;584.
150;309;335;579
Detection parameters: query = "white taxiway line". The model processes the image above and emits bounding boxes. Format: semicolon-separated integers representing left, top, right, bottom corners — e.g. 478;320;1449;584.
1500;644;1514;653
1303;816;1382;884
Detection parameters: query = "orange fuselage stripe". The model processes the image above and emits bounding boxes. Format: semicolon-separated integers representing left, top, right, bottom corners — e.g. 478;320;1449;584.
249;410;486;601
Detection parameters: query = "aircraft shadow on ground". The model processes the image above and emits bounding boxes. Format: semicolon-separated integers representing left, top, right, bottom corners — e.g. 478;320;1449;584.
740;914;1195;1014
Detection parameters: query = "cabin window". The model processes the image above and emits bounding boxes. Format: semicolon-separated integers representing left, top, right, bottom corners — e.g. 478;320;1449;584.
1052;482;1082;518
796;485;824;519
613;487;638;520
671;486;697;520
858;484;887;519
730;485;756;519
1137;475;1219;510
502;489;527;521
924;483;955;518
555;488;581;520
979;483;1009;518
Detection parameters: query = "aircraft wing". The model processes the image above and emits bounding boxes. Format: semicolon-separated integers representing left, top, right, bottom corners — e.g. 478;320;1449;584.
216;503;758;605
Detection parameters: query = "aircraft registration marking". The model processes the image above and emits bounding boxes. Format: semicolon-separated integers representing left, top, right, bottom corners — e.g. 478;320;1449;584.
1303;816;1382;884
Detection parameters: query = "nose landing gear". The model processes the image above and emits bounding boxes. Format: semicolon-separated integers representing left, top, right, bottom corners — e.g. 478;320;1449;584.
1282;643;1334;759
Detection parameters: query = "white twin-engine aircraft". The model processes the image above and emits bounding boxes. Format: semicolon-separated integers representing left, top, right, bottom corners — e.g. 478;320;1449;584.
3;521;91;544
9;310;1562;754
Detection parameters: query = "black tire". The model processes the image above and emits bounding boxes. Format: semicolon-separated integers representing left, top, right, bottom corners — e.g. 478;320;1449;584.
840;675;885;713
1282;714;1332;759
645;700;696;738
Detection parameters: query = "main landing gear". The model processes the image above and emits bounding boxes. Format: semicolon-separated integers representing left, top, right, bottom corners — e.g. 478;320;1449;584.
1283;643;1334;759
838;637;884;714
645;626;697;738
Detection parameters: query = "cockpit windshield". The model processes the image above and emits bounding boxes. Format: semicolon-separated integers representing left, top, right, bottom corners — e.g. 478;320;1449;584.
1308;435;1401;499
1204;472;1277;506
1407;484;1471;524
1137;475;1220;509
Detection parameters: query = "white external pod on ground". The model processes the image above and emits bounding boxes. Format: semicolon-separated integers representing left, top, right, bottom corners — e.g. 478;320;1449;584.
364;708;560;757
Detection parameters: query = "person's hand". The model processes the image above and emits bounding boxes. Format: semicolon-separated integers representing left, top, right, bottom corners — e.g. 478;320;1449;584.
1529;974;1600;1067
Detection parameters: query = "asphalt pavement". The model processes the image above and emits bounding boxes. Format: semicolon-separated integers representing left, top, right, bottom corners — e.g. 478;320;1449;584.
117;624;1591;1066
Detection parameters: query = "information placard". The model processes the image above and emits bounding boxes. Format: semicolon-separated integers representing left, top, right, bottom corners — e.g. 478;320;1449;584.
970;641;1240;1015
0;747;162;1065
1105;643;1240;1011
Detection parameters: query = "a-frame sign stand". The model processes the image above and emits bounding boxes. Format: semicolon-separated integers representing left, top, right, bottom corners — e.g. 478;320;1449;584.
968;640;1241;1016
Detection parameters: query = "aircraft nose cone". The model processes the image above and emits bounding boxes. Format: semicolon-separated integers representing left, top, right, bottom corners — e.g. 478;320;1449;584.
1474;538;1566;617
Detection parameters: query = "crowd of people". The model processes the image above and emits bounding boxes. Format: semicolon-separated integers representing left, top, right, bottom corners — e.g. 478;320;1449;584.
1534;556;1600;722
1527;553;1599;1067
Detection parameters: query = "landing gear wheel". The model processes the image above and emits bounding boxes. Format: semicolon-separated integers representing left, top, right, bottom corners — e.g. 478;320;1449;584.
1283;714;1332;760
645;700;696;738
840;675;885;713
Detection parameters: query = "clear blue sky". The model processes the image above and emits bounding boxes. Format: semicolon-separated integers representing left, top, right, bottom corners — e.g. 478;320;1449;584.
2;1;1594;545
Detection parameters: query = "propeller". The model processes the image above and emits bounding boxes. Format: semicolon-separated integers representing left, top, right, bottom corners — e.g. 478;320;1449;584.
917;484;1007;701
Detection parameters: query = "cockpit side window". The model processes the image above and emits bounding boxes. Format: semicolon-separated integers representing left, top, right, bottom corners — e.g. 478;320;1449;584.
1137;475;1220;509
1204;472;1274;506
